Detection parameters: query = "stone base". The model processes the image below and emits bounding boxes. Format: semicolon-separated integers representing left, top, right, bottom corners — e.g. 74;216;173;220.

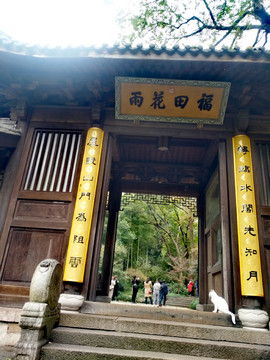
242;326;268;332
59;294;84;311
15;302;61;359
95;296;111;303
196;303;214;312
238;308;269;330
0;307;21;346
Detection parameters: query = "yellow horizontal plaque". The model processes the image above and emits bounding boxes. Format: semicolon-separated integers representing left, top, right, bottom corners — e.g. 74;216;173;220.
115;77;230;125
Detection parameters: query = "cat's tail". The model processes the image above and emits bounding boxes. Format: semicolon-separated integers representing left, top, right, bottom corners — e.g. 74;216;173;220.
229;311;236;324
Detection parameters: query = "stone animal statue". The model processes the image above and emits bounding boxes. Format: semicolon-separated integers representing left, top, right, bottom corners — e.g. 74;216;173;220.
209;290;236;324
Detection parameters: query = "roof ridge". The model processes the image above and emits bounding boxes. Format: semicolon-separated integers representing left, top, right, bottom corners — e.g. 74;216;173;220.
0;30;269;59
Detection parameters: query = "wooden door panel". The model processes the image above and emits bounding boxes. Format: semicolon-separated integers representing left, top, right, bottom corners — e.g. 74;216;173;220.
2;228;65;283
254;141;270;310
265;247;270;284
0;124;87;306
213;273;222;294
206;230;212;293
262;217;270;245
206;226;222;296
11;198;73;230
204;167;223;305
0;128;84;282
14;199;70;222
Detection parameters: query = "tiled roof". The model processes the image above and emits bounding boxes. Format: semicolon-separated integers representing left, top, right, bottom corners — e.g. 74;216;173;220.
0;30;270;61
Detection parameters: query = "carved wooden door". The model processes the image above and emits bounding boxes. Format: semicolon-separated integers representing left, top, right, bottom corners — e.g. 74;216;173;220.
205;170;222;296
202;141;232;307
0;124;84;304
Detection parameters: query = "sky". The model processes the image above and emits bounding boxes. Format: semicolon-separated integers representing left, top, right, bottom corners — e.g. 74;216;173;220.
0;1;269;50
0;0;132;47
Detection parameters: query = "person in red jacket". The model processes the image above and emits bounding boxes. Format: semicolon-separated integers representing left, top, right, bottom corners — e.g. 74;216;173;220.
188;280;194;296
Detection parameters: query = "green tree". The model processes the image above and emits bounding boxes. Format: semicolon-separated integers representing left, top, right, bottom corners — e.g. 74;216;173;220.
114;197;198;291
147;203;198;284
119;0;270;49
116;201;161;270
116;217;136;270
112;241;128;275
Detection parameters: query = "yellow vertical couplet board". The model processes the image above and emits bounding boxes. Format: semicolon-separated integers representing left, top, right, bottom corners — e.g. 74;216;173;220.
63;127;104;283
232;135;264;296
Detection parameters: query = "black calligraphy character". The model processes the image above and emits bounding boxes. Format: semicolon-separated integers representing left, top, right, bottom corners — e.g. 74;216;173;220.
69;256;82;268
87;137;98;147
78;192;91;200
244;226;256;236
240;184;252;192
241;204;253;213
86;157;96;165
83;175;94;181
151;91;166;109
76;212;87;222
245;248;257;256
197;94;213;111
237;145;249;155
247;271;258;282
175;96;189;109
78;236;84;244
73;235;84;244
129;91;144;107
239;165;250;173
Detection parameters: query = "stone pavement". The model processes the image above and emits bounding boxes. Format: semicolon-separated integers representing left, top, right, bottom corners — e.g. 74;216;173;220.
0;346;14;360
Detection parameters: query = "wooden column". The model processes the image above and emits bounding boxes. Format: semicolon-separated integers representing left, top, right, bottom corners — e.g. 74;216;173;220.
99;180;122;296
226;136;242;311
85;134;113;300
219;140;233;308
197;190;207;306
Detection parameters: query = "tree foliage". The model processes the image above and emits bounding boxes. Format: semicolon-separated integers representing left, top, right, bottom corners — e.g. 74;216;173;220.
113;199;198;286
119;0;270;49
116;201;161;272
147;203;198;283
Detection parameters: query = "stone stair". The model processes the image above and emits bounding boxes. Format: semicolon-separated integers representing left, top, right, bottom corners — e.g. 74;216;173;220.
40;301;270;360
165;296;197;308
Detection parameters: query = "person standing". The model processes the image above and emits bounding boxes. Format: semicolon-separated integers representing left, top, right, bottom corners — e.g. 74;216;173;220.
195;280;199;297
153;279;161;306
109;276;115;300
132;275;140;303
188;280;194;296
112;275;119;301
159;280;168;306
144;277;153;305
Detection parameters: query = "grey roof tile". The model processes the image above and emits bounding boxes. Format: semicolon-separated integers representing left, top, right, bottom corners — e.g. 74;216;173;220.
0;30;270;60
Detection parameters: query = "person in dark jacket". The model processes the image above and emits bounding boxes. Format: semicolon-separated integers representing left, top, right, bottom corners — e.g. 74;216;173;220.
132;275;140;303
159;280;168;306
112;275;119;301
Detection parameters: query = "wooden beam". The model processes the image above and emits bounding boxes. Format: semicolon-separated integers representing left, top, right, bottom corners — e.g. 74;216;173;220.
203;140;218;169
121;181;200;197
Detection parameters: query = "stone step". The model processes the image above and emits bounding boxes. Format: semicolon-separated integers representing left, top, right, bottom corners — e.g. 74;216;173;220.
167;296;197;301
166;297;197;307
59;312;270;346
40;343;227;360
136;296;197;307
0;294;28;308
80;301;236;327
43;327;270;360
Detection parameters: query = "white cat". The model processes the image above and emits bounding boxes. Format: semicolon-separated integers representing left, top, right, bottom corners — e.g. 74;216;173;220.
209;290;236;324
